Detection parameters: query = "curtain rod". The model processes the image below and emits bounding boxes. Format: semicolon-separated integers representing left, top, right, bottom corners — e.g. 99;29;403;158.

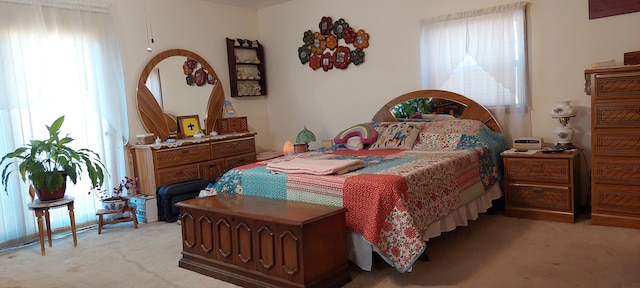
1;0;111;13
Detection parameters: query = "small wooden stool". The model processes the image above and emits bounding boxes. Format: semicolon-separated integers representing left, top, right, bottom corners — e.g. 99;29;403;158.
96;206;139;234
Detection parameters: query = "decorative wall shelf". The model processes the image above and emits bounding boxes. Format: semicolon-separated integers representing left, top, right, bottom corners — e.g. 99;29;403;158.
226;38;267;97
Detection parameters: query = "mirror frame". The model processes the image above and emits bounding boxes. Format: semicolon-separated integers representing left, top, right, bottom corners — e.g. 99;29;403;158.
136;49;224;140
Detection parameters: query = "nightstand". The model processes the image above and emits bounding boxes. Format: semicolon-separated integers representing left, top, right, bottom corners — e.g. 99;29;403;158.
501;150;580;223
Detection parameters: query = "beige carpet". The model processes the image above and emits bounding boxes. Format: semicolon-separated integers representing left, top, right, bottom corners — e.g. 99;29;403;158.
1;212;638;288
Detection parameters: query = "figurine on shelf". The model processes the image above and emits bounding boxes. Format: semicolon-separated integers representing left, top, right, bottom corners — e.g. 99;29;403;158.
253;57;260;64
252;40;259;48
237;69;246;80
235;53;240;63
242;39;250;47
254;70;261;80
236;38;243;46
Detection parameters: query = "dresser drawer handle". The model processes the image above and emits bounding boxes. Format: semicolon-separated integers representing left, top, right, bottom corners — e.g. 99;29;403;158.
208;163;217;168
181;150;189;155
531;163;543;170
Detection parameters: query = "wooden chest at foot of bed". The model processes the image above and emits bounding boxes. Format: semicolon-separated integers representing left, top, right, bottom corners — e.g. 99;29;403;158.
176;194;351;288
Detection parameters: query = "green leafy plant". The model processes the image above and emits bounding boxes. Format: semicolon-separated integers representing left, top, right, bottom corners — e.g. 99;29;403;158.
0;116;107;197
390;98;435;119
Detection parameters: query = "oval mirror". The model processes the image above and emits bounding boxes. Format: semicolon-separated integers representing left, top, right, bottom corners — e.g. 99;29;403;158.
136;49;224;140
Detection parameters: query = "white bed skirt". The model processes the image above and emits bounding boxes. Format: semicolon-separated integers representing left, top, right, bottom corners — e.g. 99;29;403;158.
348;183;503;271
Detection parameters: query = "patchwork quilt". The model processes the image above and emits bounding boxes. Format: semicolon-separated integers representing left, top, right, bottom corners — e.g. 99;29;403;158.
213;124;507;272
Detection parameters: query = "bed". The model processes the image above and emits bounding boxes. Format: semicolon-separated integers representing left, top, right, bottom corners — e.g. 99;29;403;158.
210;89;508;273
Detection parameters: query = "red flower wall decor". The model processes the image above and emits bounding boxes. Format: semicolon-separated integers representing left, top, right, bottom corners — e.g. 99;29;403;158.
298;16;369;71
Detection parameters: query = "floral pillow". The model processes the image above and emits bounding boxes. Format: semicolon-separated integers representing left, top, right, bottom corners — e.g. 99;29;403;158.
369;122;422;150
412;132;462;150
421;119;487;137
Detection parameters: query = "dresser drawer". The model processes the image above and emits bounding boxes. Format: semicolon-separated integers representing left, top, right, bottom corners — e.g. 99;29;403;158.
504;158;570;184
593;101;640;128
155;144;211;169
592;157;640;185
593;72;640;101
507;184;571;212
225;152;256;169
211;138;255;159
593;131;640;157
592;184;640;217
156;164;200;187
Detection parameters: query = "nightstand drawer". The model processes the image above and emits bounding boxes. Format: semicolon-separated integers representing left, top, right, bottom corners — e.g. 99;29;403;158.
504;158;570;184
507;184;571;212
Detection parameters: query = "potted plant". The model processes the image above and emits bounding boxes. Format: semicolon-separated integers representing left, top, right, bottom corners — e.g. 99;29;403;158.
92;176;138;213
0;116;107;201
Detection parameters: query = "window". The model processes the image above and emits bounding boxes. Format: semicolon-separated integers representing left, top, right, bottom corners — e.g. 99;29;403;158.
0;0;128;248
420;2;531;142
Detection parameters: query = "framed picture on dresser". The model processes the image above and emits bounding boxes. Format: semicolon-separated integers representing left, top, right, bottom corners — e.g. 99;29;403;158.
176;115;201;138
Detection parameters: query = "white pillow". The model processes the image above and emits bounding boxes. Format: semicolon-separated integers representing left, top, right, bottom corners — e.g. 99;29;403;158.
346;136;363;150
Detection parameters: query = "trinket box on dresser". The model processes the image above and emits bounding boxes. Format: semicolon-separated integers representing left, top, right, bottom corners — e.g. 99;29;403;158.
624;51;640;65
216;116;248;134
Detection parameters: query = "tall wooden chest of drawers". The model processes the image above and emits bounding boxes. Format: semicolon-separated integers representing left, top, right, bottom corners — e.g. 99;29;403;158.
131;133;256;196
585;65;640;229
502;150;580;223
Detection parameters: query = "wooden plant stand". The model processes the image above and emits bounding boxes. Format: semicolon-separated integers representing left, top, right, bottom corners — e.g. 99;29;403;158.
96;206;139;234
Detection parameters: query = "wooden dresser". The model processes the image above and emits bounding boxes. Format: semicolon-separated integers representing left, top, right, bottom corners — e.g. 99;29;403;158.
585;65;640;229
131;133;256;196
176;194;351;288
502;150;580;223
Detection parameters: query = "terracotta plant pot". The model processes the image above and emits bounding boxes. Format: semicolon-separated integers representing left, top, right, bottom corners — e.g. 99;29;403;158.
34;181;67;201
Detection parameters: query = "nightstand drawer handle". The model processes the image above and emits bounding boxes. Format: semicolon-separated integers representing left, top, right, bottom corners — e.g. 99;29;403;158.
531;163;543;170
532;188;544;195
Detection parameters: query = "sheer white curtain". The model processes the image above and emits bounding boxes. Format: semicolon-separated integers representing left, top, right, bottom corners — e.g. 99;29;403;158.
0;0;128;248
420;2;531;144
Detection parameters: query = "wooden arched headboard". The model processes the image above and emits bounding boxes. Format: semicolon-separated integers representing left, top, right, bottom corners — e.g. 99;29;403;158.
372;89;504;134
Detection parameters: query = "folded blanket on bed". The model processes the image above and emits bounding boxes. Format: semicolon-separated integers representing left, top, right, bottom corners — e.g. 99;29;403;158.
266;158;365;175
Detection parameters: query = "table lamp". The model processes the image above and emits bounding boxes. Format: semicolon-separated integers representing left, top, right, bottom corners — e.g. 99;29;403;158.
549;100;577;150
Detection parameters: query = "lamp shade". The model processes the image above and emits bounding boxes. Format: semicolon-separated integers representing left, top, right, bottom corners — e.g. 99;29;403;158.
296;126;316;144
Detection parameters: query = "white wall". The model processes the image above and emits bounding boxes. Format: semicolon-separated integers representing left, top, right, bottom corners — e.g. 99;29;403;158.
109;0;271;148
112;0;640;161
258;0;640;154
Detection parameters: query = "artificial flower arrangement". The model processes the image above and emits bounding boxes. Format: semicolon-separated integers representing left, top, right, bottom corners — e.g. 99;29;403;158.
91;176;138;212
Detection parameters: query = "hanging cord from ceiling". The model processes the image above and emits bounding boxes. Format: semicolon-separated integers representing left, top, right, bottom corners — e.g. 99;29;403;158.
143;0;154;52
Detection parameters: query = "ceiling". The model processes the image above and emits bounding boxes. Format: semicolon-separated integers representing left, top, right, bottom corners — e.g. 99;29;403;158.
202;0;291;9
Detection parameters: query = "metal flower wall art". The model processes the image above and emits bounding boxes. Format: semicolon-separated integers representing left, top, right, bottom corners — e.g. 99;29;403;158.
298;16;369;71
